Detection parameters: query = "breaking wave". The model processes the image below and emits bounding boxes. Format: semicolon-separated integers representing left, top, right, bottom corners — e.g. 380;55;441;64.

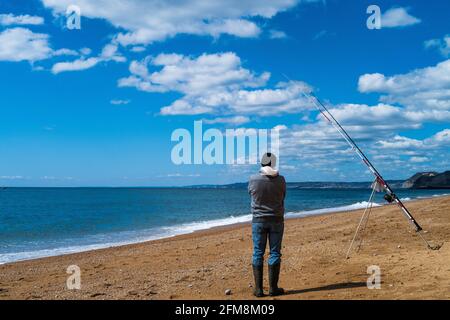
2;192;449;265
0;201;379;264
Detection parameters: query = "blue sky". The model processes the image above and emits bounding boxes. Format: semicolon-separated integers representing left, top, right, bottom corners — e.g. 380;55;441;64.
0;0;449;186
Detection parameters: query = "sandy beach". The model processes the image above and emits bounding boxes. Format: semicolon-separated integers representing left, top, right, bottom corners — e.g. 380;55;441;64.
0;196;449;300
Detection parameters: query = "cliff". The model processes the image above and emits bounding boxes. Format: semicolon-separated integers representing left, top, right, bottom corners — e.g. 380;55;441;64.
402;171;450;189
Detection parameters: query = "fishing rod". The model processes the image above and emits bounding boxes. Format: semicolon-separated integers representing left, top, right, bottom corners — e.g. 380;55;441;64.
279;71;441;250
301;91;441;250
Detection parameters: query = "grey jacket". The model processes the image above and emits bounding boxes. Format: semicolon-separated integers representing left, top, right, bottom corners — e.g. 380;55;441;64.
248;173;286;222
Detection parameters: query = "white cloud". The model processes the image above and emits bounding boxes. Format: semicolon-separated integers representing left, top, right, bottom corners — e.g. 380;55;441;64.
313;30;327;40
79;47;92;56
100;43;126;62
40;0;314;45
119;52;268;94
0;13;44;26
381;7;421;28
52;47;93;57
376;135;424;150
52;57;100;74
279;59;450;176
0;27;52;62
327;103;450;130
0;27;89;65
376;129;450;152
359;60;450;94
358;59;450;111
110;99;131;105
269;29;287;39
0;175;26;180
235;102;437;175
275;123;363;178
164;173;201;178
433;129;450;143
51;42;125;74
277;122;450;180
45;42;445;175
203;116;250;125
130;46;146;53
41;176;74;181
403;109;450;122
119;52;313;116
425;35;450;58
52;48;79;56
223;81;313;116
410;156;429;163
328;103;407;126
302;103;450;170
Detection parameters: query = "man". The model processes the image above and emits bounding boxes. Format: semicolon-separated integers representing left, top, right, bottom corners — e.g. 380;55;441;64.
248;152;286;297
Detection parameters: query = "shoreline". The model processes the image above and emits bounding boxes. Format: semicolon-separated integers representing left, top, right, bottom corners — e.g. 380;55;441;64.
1;193;448;266
1;195;449;299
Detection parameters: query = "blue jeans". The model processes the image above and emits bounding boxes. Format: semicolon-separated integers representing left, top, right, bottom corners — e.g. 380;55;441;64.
252;221;284;266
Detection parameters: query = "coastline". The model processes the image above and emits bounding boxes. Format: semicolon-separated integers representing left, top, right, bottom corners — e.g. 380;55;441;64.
1;195;449;299
2;192;446;265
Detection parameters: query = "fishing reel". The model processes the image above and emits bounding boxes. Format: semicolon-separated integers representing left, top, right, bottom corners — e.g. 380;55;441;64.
371;180;395;203
383;193;395;203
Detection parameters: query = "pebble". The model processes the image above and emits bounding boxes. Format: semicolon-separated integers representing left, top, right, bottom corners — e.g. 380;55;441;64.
225;289;232;295
397;245;401;249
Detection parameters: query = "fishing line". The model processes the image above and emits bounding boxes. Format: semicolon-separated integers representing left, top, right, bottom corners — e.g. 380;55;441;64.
282;73;443;252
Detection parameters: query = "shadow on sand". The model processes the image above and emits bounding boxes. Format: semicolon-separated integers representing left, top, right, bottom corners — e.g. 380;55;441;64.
284;281;368;295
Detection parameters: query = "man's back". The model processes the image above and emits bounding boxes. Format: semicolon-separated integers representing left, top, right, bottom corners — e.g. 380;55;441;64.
248;174;286;222
249;153;286;297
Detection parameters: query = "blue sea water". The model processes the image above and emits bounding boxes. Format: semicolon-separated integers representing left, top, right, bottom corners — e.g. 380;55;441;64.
0;187;448;264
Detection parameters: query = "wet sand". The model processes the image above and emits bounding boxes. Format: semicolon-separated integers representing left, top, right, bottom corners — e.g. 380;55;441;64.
1;196;449;300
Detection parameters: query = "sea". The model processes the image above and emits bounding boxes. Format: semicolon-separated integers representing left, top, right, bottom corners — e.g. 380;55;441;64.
0;186;448;264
